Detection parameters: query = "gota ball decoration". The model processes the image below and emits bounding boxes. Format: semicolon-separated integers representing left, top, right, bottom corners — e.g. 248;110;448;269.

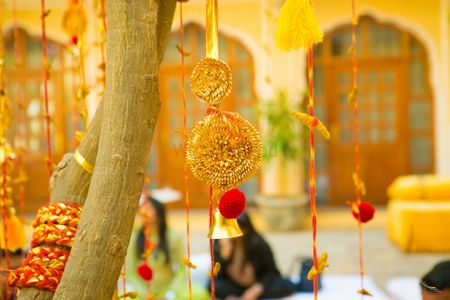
190;57;232;106
186;112;262;192
137;261;153;281
352;202;375;223
62;5;87;36
219;188;246;219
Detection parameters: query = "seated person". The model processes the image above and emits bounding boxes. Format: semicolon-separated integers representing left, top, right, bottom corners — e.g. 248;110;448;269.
420;260;450;300
127;197;208;300
212;212;296;300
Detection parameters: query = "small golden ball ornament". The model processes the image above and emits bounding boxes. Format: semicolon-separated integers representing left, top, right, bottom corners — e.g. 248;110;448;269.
186;110;262;191
62;5;87;36
190;57;232;106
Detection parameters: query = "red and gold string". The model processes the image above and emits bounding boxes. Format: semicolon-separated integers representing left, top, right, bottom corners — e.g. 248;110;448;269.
97;0;107;95
0;19;11;300
349;0;368;297
40;0;54;180
307;47;319;300
1;149;11;299
179;1;193;299
12;0;27;223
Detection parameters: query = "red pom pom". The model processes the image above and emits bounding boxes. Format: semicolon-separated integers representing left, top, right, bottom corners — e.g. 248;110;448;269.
71;36;78;45
352;202;375;223
219;188;246;219
137;261;153;281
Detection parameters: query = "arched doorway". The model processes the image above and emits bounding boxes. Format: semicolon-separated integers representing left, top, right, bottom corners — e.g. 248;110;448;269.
151;24;259;208
312;16;434;204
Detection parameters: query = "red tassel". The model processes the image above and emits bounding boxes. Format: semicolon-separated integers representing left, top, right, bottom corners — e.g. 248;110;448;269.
137;262;153;281
218;188;246;219
352;202;375;223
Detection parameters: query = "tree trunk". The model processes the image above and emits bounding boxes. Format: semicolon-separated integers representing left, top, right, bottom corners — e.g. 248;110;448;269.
53;0;175;299
16;0;176;299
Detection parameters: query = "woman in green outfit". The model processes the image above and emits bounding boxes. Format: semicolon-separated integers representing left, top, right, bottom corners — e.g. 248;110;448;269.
127;197;209;300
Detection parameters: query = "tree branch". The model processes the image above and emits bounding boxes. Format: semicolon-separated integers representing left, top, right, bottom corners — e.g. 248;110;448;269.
15;0;176;299
53;0;175;299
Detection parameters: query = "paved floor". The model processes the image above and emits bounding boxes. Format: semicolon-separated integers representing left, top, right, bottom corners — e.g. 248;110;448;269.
167;206;449;292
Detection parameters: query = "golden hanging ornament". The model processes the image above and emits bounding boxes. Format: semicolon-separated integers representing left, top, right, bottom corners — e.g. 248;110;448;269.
186;111;262;192
62;4;87;37
190;57;232;106
208;210;243;239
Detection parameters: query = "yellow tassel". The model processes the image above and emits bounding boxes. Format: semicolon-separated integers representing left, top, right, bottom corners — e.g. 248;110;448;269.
0;215;27;251
292;112;330;140
276;0;324;51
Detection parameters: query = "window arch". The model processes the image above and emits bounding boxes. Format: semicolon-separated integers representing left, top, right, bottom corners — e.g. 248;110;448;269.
312;16;434;204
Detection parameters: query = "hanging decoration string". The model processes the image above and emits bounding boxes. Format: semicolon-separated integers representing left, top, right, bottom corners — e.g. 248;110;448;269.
307;48;319;300
351;0;365;294
0;20;11;300
206;0;219;59
97;0;107;95
206;2;218;299
62;0;89;143
40;0;54;179
40;0;53;174
348;1;374;298
12;0;27;223
1;149;11;299
276;1;329;299
178;1;193;299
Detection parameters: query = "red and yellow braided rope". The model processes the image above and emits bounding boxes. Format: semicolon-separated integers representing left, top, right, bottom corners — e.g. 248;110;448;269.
8;247;70;292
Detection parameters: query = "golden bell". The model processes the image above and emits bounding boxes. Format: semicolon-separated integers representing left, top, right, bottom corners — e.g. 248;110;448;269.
208;210;243;239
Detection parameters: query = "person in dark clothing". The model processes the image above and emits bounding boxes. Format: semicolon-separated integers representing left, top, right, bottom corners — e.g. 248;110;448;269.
420;260;450;300
212;212;296;300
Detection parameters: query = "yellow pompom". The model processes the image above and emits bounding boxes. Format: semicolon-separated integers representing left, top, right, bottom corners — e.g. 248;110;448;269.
0;215;27;251
276;0;324;51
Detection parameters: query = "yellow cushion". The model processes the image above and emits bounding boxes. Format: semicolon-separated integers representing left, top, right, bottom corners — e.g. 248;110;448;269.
387;175;450;201
387;200;450;252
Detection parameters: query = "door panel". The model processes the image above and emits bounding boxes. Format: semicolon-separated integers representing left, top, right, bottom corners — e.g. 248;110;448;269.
328;65;407;204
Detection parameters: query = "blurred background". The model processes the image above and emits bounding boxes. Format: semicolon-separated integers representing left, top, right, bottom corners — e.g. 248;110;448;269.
0;0;449;298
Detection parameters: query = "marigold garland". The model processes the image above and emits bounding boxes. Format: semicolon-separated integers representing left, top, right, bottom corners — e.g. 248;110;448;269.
8;247;70;292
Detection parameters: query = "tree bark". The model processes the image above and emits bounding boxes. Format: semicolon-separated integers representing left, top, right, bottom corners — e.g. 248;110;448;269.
16;0;176;299
53;0;175;299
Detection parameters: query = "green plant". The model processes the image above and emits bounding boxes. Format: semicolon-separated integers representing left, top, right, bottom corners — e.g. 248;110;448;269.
262;90;304;162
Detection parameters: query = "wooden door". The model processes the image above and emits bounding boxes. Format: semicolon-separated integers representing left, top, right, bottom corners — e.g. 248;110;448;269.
328;65;407;204
312;16;434;204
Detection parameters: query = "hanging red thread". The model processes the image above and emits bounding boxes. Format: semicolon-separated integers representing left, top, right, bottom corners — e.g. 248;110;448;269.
209;186;215;300
349;0;369;297
179;2;193;299
40;0;53;180
307;47;319;300
12;0;26;224
98;0;107;92
1;151;11;299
